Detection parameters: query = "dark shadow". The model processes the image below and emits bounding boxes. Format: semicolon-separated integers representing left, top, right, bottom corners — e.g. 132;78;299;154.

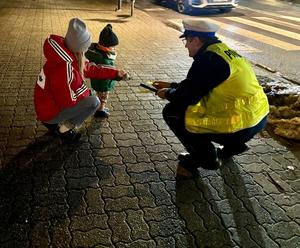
175;175;234;248
116;14;132;18
86;17;130;24
0;129;107;246
0;134;66;244
219;159;267;247
175;158;266;247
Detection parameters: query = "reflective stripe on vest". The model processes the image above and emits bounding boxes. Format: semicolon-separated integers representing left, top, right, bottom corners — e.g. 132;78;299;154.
185;43;269;133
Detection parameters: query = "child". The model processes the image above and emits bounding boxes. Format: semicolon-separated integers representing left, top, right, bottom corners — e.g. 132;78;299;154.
85;24;119;118
34;18;127;142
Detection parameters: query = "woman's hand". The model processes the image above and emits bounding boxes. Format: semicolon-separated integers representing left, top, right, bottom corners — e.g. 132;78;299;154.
152;81;171;89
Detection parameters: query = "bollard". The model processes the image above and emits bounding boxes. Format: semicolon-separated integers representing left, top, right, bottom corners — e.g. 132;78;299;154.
131;0;135;16
117;0;122;10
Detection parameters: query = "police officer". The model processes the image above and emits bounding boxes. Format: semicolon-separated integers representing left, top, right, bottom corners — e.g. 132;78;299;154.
153;19;269;178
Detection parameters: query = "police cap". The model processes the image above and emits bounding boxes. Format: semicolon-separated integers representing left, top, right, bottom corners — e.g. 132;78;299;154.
179;19;220;38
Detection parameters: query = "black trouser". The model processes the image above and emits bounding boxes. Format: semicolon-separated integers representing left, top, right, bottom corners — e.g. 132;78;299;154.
162;103;267;162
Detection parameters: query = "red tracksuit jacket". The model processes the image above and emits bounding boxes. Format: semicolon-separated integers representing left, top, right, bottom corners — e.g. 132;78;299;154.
34;35;119;122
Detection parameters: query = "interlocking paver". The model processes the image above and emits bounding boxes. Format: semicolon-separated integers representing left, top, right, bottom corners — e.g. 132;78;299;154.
0;0;299;247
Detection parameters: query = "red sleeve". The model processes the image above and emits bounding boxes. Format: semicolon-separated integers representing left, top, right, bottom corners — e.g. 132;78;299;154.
84;61;119;80
49;63;76;108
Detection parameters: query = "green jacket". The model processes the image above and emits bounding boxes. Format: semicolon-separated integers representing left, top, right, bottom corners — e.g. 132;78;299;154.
85;43;117;92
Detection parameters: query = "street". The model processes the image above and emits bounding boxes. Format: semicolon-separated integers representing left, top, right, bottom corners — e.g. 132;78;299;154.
135;0;300;84
0;0;299;247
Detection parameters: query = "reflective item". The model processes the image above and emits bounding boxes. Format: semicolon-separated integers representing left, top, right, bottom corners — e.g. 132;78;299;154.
185;42;269;133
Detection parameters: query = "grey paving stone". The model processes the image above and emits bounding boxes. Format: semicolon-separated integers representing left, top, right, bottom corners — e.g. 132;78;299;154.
102;133;117;148
265;221;300;239
119;147;137;163
96;164;115;186
127;161;155;173
193;201;224;230
108;211;131;243
85;188;105;214
154;161;176;180
96;155;123;166
256;196;291;222
148;218;186;237
67;176;99;190
120;120;135;133
0;240;30;248
149;181;173;206
173;233;196;248
112;164;131;185
289;179;300;191
228;227;260;247
150;151;178;162
133;183;157;208
115;240;156;248
30;221;50;248
283;204;300;221
276;236;300;248
130;171;161;184
241;197;275;225
67;190;87;216
105;196;139;212
65;167;97;179
193;229;236;248
126;209;150;240
89;134;104;148
70;213;109;231
49;220;71;248
155;236;176;248
71;228;112;247
246;225;279;248
102;185;135;199
211;198;245;215
137;132;156;146
145;144;172;154
117;138;142;148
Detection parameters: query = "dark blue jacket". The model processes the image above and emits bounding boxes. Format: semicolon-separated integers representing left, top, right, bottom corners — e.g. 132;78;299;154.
166;38;230;109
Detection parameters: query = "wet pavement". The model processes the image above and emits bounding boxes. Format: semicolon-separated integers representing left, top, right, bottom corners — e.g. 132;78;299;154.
0;0;299;247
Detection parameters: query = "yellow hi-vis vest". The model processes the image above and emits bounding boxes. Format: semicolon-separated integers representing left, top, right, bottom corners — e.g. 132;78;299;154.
185;42;269;133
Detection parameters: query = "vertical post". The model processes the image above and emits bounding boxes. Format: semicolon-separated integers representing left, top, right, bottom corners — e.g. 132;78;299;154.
117;0;122;10
130;0;135;16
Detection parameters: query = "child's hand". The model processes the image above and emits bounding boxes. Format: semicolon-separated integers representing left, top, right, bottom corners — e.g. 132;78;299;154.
152;81;171;89
117;70;129;81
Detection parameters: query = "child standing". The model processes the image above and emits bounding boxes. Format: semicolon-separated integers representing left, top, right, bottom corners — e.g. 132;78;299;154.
85;24;119;118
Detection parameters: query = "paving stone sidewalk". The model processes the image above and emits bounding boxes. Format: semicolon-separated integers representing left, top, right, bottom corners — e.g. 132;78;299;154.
0;0;299;247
